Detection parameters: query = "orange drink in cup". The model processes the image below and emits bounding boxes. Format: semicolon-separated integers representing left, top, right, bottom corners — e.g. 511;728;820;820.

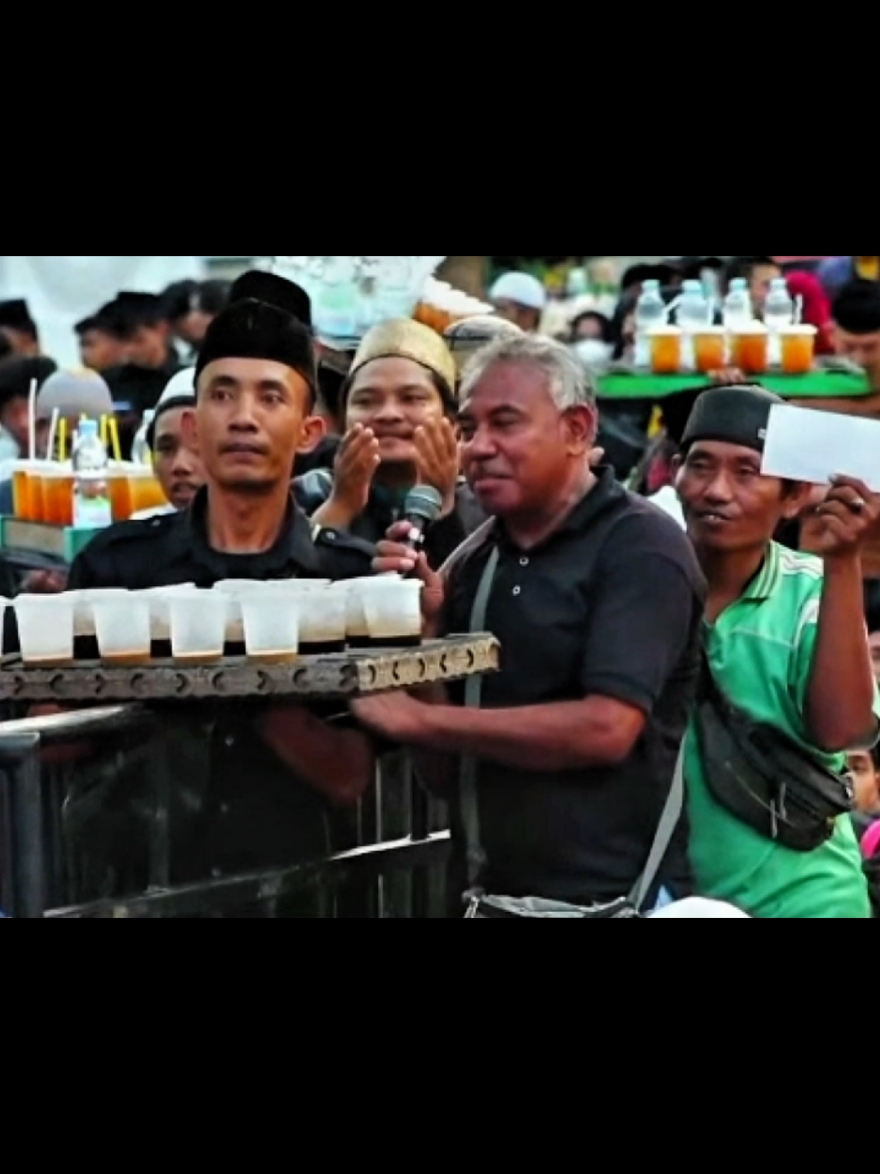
128;467;168;514
11;461;33;520
693;327;727;374
780;325;817;375
730;323;769;375
29;467;47;523
649;325;683;374
42;467;75;527
109;465;135;522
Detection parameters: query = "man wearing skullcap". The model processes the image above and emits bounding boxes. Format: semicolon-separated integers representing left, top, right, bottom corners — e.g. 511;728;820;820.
0;299;41;358
129;369;204;520
297;318;485;568
489;272;548;333
443;315;523;385
677;383;878;918
66;271;378;905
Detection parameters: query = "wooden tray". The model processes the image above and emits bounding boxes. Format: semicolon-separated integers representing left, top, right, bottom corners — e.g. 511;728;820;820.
0;635;500;703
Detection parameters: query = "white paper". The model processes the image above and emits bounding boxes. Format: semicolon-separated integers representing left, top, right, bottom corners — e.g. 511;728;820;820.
762;404;880;492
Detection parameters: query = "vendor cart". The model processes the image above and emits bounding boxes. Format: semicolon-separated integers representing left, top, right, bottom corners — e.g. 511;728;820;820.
0;636;499;918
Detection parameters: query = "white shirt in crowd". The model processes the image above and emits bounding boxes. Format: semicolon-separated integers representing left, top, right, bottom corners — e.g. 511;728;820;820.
649;485;686;529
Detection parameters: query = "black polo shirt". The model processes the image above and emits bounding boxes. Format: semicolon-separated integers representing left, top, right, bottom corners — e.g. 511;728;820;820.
65;489;377;894
443;467;706;904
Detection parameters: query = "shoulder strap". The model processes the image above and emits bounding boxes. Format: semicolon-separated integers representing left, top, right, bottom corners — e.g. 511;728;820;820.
628;746;686;912
460;546;501;892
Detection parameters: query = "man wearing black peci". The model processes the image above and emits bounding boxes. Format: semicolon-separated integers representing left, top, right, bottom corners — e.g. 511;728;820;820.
65;271;378;907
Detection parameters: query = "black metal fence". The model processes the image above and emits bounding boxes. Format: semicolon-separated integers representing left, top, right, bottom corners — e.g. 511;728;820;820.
0;706;451;918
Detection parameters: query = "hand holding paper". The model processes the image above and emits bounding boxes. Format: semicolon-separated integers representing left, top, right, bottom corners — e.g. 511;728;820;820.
809;475;880;560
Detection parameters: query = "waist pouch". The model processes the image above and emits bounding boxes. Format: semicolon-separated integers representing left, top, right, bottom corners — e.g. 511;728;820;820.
465;895;641;919
695;660;854;853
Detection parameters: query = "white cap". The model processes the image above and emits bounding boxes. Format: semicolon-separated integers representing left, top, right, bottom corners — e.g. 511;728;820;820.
489;272;548;311
159;368;196;404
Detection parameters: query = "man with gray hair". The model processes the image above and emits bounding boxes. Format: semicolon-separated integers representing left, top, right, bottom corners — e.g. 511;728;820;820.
354;334;707;913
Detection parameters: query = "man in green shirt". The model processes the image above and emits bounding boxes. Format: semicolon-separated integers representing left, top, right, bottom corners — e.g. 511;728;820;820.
677;384;879;918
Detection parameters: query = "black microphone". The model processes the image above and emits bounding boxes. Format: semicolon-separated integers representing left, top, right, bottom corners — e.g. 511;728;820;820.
400;486;444;553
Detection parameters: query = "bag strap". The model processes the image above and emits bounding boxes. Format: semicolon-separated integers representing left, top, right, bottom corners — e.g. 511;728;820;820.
460;546;501;891
628;745;685;911
458;543;686;913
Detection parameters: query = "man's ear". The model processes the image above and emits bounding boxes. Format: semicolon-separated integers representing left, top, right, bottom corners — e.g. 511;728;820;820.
181;407;198;452
564;404;599;454
780;480;814;521
297;413;327;456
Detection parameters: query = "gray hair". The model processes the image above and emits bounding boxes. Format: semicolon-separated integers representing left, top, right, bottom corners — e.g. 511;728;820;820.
459;333;597;411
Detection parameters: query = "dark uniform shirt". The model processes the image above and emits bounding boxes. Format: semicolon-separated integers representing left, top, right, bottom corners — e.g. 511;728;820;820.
65;489;376;897
442;467;706;905
294;473;486;570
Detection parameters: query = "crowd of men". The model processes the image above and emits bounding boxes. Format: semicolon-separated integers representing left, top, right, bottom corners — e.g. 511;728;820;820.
0;255;878;918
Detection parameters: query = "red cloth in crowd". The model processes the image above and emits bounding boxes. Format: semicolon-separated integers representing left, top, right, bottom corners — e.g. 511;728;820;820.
786;271;835;355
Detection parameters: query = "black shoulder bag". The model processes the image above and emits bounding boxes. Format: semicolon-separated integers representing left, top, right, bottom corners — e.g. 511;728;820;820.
694;652;854;853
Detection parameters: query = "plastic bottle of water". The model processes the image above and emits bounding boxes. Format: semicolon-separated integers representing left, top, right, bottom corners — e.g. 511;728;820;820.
634;280;667;370
723;278;753;329
72;419;112;530
764;277;794;366
131;411;155;467
677;279;710;371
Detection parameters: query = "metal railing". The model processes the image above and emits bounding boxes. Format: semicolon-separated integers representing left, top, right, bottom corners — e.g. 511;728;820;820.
0;706;451;918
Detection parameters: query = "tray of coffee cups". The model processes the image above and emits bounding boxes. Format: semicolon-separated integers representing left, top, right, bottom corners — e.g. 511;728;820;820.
0;579;500;703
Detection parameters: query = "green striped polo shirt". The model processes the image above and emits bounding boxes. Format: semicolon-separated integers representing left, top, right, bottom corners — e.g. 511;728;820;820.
686;542;873;919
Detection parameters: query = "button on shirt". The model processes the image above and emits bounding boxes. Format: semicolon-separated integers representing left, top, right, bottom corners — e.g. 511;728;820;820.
443;468;706;903
686;543;874;919
66;488;376;887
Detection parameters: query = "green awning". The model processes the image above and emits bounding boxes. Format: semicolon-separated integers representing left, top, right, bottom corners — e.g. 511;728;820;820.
597;371;872;401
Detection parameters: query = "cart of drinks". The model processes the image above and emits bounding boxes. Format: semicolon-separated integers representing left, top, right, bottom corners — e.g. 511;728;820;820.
0;577;499;702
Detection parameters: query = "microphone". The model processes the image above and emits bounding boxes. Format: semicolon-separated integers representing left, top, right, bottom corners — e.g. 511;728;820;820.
400;486;444;553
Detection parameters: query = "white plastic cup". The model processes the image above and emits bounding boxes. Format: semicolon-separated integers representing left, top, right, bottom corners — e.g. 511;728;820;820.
14;594;76;666
361;579;424;647
241;591;302;663
93;592;152;665
68;589;130;637
136;585;197;642
299;588;348;654
169;591;228;665
333;578;380;647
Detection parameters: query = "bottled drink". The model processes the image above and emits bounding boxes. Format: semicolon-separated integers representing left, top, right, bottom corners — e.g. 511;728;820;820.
723;278;754;329
131;411;155;467
72;419;112;530
634;280;667;370
677;280;710;372
764;277;794;367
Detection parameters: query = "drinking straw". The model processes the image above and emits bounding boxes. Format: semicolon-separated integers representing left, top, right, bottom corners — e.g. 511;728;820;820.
108;417;122;464
59;418;68;464
794;295;803;325
27;378;37;460
46;409;60;465
663;296;682;322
